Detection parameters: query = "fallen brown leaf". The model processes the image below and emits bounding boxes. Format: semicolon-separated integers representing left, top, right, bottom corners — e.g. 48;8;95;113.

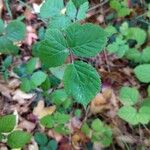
33;100;56;119
72;131;89;149
48;130;63;142
8;78;20;89
18;120;36;132
90;88;112;114
12;89;35;105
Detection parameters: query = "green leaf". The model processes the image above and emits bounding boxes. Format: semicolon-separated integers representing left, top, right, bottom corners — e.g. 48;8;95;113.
81;123;91;137
40;0;64;18
125;27;146;47
107;36;129;58
21;78;32;92
50;89;68;106
54;112;70;124
105;25;117;37
99;127;112;147
0;37;19;54
48;16;71;30
72;0;87;7
142;98;150;107
148;85;150;97
47;140;58;150
63;61;100;107
110;0;131;17
141;47;150;63
0;19;4;34
39;146;48;150
125;48;141;63
66;23;107;57
66;0;77;20
41;77;51;91
34;132;48;146
31;71;47;87
50;65;66;80
77;2;89;20
134;64;150;83
91;121;112;147
91;119;104;132
75;109;81;117
39;29;69;67
25;58;37;74
119;87;139;106
138;106;150;124
0;115;16;133
5;21;26;42
0;133;4;142
40;115;54;128
54;124;70;135
3;56;13;68
7;130;31;149
118;106;138;125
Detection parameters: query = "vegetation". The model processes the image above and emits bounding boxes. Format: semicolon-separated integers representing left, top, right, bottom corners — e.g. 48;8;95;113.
0;0;150;149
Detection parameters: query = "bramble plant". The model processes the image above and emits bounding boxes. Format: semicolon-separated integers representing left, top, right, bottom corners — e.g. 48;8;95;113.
30;0;107;107
109;0;131;17
81;119;112;147
1;0;111;148
1;0;150;149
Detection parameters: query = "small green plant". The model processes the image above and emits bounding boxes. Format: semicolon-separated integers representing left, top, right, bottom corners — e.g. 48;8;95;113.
29;0;108;107
50;89;72;111
40;112;70;135
0;19;26;55
106;22;150;84
0;114;31;149
109;0;131;17
118;86;150;125
40;0;89;29
14;58;47;92
81;119;112;147
0;56;12;80
106;22;147;58
34;132;58;150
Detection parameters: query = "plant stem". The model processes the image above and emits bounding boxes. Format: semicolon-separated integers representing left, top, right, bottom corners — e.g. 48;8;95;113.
4;0;12;19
